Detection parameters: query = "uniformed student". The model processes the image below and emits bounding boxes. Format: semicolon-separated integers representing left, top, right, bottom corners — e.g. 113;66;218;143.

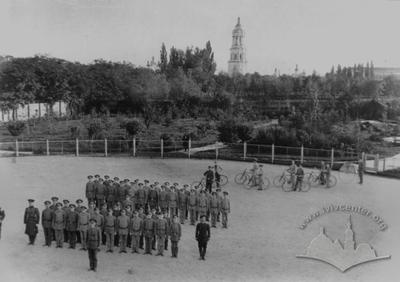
92;208;104;250
87;218;101;272
209;192;220;228
136;183;146;211
204;166;214;193
78;206;90;250
85;175;95;206
138;207;146;249
143;213;155;255
195;215;210;260
221;192;230;228
95;179;106;209
188;189;197;225
52;203;66;248
168;186;178;217
0;206;5;240
41;200;53;247
62;200;70;243
104;208;116;253
49;196;59;241
159;186;168;213
155;212;168;256
178;187;188;224
75;199;84;244
66;204;79;249
117;209;130;253
197;190;208;219
24;199;40;245
163;211;171;251
129;210;143;254
99;203;108;245
170;215;181;258
151;209;158;250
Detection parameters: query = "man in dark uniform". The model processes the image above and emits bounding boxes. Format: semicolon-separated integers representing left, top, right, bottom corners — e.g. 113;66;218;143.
95;179;105;209
0;206;5;240
136;183;146;211
163;210;171;251
178;186;188;224
105;179;115;208
204;166;214;193
85;175;95;206
117;209;130;253
49;196;59;241
159;185;168;213
195;215;210;260
99;203;108;245
62;200;70;243
170;215;181;258
66;204;79;249
138;207;146;249
155;212;168;256
104;208;116;253
41;200;53;247
188;189;198;225
87;218;101;272
24;199;40;245
148;185;159;211
143;212;155;255
75;199;84;244
129;210;143;254
168;186;178;217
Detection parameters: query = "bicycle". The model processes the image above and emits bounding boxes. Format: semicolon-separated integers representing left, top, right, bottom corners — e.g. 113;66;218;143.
244;174;271;190
273;172;298;192
191;174;229;190
306;171;337;188
235;168;271;190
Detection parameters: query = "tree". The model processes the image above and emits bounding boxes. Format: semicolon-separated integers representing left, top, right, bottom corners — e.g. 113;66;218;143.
235;123;253;142
6;121;26;137
217;118;238;143
159;43;168;74
121;118;143;137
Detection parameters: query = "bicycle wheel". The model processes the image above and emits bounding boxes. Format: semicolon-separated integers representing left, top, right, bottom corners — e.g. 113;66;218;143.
282;178;294;192
326;175;337;188
191;181;203;189
300;181;311;192
234;172;248;184
219;175;229;186
308;174;320;187
260;177;271;190
273;175;285;187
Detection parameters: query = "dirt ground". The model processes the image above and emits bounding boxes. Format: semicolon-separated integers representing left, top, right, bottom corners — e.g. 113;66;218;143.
0;156;399;282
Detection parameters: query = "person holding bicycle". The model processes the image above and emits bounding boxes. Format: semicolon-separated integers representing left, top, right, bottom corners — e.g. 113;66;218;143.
319;161;327;185
256;164;264;190
248;160;259;186
204;166;214;193
287;160;296;191
295;163;304;192
213;161;222;188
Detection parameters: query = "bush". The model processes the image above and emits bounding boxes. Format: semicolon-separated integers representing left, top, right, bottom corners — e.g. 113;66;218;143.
217;119;238;143
121;119;143;137
236;124;253;142
160;133;174;148
85;120;103;139
70;126;81;139
6;121;26;137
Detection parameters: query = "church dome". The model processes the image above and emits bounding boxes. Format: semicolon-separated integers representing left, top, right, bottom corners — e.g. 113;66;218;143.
232;17;244;36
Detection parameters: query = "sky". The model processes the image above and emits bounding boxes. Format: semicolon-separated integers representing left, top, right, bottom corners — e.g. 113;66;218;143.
1;0;400;75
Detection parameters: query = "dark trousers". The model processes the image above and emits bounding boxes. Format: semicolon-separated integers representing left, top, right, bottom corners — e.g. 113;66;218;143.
198;240;208;258
64;229;69;243
55;229;64;247
28;234;37;244
76;231;81;243
164;236;168;250
68;231;77;248
140;234;144;249
359;172;363;184
114;234;119;247
206;181;212;193
43;227;52;246
102;231;106;245
171;240;179;257
145;236;153;254
88;248;98;270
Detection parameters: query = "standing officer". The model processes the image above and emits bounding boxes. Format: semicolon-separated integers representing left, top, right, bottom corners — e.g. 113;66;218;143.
221;191;230;228
0;206;5;240
129;210;143;254
178;187;188;224
117;209;130;253
104;208;116;253
188;189;198;225
155;212;168;256
78;206;90;250
358;158;364;184
66;204;79;249
204;166;214;193
195;215;210;260
209;192;220;228
52;203;66;248
41;200;53;247
95;179;106;209
99;203;108;245
197;191;208;219
92;208;104;249
168;186;178;217
87;218;101;272
24;199;40;245
85;175;95;206
143;212;155;255
170;215;181;258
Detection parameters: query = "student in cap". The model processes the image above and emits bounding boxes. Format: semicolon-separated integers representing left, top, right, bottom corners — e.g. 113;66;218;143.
66;204;79;249
195;215;210;260
87;218;101;272
78;206;90;250
221;192;230;228
41;200;53;247
86;175;95;206
52;202;66;248
24;199;40;245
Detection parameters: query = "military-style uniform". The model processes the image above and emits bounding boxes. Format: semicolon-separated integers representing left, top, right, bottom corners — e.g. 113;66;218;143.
41;206;53;246
163;214;171;251
148;188;159;211
178;190;188;224
117;214;130;252
209;195;220;228
196;221;210;260
95;182;105;209
129;215;143;253
188;191;198;225
136;187;146;210
159;189;168;213
65;208;79;248
78;210;90;250
62;203;70;243
220;195;230;228
52;208;66;247
204;169;214;193
24;205;40;244
155;217;168;255
92;212;104;245
87;223;101;271
105;182;115;208
168;189;178;217
170;221;181;258
197;193;209;219
143;217;155;254
86;181;95;205
104;213;116;252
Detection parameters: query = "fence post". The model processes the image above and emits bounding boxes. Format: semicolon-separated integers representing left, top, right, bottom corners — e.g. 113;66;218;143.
243;142;247;160
300;145;304;164
46;139;50;156
161;138;164;158
374;154;379;172
188;138;191;159
75;138;79;157
15;139;19;157
133;138;136;157
104;138;108;157
383;157;386;171
216;147;219;160
271;144;275;163
331;148;334;167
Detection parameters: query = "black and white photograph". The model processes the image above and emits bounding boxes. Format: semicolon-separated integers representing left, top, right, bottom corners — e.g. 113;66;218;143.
0;0;399;281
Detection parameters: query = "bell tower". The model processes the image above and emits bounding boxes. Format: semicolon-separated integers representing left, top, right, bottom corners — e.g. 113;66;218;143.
228;17;246;77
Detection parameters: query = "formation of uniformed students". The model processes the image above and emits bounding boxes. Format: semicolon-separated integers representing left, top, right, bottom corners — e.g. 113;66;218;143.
22;174;230;270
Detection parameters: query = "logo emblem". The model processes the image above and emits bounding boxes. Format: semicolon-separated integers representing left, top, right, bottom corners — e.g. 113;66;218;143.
297;205;391;272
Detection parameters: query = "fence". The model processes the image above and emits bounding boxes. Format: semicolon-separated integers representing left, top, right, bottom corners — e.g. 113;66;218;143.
0;138;360;169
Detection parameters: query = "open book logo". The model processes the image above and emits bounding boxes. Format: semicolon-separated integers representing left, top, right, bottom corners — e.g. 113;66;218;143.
297;215;391;272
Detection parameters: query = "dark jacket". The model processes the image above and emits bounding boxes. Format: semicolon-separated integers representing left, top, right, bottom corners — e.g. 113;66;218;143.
41;208;53;228
86;226;101;249
196;222;210;242
170;222;181;241
66;211;79;231
24;206;40;235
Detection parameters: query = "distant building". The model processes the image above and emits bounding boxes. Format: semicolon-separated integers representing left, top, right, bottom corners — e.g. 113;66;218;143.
146;56;158;71
228;17;247;77
374;67;400;80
